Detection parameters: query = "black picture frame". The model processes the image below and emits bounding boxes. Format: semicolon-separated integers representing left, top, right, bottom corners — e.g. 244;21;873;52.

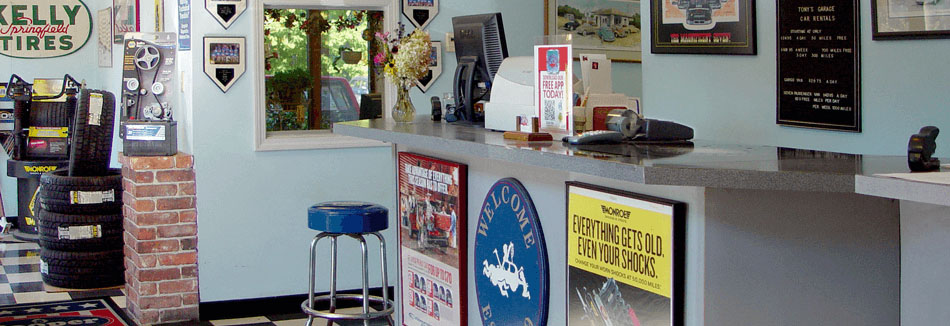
651;0;756;55
871;0;950;39
776;0;861;132
565;182;686;326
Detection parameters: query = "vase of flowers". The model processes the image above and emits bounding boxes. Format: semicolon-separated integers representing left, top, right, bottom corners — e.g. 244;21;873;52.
374;25;432;123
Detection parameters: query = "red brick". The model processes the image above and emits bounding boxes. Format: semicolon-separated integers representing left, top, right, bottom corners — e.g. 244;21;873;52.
178;182;197;196
179;210;197;222
133;171;154;183
160;306;199;323
134;184;178;198
126;248;158;268
176;154;194;168
139;295;182;309
181;265;198;278
125;220;157;241
157;225;197;238
159;252;197;266
156;170;195;182
183;293;199;305
159;279;197;294
180;237;197;250
125;286;139;306
131;156;176;170
140;282;158;296
136;239;180;253
136;310;160;325
123;180;135;195
132;199;156;212
138;267;181;282
156;197;195;210
119;153;131;166
123;190;134;204
123;231;137;248
135;212;180;226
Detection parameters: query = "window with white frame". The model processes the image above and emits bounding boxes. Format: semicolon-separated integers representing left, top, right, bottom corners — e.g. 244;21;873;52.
254;0;397;151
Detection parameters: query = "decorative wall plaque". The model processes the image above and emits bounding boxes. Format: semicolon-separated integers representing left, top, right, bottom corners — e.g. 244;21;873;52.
403;0;438;29
474;178;549;326
0;0;93;58
651;0;757;55
203;36;246;92
416;41;442;92
777;0;861;131
206;0;246;29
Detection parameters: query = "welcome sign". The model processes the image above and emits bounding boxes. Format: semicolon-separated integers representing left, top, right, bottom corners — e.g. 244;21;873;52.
0;0;92;58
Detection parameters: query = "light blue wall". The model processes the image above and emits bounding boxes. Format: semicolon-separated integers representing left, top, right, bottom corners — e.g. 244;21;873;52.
642;0;950;157
407;0;643;110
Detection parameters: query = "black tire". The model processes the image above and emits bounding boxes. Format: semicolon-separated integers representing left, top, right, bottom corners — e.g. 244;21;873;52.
39;248;124;268
39;169;122;214
37;210;124;251
29;100;73;127
69;89;116;176
42;271;124;289
41;262;124;276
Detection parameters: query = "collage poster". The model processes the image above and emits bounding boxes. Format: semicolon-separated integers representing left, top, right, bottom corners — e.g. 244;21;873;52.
398;152;467;326
651;0;755;54
566;183;682;326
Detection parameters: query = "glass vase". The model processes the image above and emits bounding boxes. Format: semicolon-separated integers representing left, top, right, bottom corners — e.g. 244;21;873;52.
392;83;416;123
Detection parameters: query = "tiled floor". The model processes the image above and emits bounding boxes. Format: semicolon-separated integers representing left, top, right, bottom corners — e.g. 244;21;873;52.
0;233;386;325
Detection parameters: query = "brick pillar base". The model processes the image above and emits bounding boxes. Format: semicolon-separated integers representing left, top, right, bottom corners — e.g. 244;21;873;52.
120;153;199;325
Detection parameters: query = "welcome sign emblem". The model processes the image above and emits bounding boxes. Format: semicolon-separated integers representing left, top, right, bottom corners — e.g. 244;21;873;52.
0;0;92;58
474;178;549;326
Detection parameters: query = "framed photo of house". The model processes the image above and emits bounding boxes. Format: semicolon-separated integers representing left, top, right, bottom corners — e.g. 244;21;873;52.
544;0;642;62
114;0;141;43
397;152;468;326
650;0;756;55
871;0;950;39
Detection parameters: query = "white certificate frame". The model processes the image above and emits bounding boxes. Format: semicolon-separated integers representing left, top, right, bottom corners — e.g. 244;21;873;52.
403;0;438;29
204;36;247;92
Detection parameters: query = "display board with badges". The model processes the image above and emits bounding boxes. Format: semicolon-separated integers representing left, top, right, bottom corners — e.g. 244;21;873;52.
119;33;179;156
203;36;246;93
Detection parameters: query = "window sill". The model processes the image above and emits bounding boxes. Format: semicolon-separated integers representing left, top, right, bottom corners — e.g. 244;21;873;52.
255;129;389;151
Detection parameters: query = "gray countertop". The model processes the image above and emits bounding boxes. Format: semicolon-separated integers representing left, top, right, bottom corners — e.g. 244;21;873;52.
334;119;948;204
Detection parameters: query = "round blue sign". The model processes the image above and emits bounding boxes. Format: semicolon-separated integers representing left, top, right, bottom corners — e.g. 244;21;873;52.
474;178;549;326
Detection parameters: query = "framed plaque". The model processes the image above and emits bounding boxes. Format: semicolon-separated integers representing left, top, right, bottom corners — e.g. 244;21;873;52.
872;0;950;39
404;0;438;30
651;0;756;54
206;0;246;29
203;36;246;92
397;152;468;326
114;0;141;43
416;41;442;92
566;182;686;326
776;0;861;132
544;0;643;62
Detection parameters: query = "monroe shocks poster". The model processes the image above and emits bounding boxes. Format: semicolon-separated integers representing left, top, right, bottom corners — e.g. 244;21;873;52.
566;182;685;326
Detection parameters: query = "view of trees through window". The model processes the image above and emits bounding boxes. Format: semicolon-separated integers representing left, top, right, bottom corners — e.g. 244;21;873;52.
264;8;383;131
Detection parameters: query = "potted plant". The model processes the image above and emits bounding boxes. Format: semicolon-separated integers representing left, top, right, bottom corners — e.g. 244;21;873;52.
267;68;312;110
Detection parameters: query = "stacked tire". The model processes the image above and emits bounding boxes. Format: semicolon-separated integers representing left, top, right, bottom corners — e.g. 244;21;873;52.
37;89;123;289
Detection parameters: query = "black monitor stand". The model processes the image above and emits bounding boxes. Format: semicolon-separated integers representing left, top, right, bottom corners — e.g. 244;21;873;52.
452;56;485;125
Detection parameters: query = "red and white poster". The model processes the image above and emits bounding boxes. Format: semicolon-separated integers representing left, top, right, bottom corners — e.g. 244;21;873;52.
397;152;467;326
535;44;573;133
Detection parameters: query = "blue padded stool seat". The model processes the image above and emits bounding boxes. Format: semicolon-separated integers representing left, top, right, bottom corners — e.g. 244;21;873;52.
308;201;388;233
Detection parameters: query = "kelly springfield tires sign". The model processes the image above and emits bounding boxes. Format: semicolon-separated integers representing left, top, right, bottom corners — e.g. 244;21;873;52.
0;0;92;58
566;182;685;326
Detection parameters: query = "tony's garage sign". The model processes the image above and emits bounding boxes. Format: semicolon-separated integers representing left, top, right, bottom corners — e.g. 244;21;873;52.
0;0;92;58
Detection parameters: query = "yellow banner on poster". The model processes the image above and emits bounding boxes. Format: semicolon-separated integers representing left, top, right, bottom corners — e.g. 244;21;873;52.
567;189;673;298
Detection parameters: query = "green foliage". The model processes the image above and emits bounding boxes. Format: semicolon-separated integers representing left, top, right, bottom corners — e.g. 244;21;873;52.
320;10;370;82
264;9;310;74
558;5;585;20
631;13;641;29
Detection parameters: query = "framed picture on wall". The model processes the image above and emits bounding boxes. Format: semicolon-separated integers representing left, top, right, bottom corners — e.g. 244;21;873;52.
397;152;468;326
650;0;756;54
544;0;642;62
404;0;439;30
114;0;141;43
565;182;686;326
417;41;442;92
871;0;950;39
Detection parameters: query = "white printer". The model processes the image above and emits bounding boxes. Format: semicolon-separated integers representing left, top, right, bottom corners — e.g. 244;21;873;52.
484;56;535;131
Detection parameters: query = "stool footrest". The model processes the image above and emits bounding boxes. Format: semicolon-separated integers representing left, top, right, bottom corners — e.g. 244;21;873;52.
301;294;395;320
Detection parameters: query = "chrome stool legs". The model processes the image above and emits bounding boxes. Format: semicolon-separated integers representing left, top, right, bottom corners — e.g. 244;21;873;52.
303;232;394;326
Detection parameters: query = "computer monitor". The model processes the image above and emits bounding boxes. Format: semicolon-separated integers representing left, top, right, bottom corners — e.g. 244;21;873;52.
451;13;508;124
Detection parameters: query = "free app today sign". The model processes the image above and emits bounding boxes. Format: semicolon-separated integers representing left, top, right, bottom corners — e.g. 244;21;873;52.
0;0;92;58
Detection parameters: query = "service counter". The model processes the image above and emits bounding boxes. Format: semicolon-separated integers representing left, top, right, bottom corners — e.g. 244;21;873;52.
335;118;950;326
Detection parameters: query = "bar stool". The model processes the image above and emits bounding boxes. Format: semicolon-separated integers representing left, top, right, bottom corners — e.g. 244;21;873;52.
303;201;395;326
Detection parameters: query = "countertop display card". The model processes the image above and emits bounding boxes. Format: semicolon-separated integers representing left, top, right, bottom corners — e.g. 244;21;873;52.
776;0;861;132
566;182;685;326
397;152;467;326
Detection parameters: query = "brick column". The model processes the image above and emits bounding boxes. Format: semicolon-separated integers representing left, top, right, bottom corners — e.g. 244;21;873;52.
120;153;199;325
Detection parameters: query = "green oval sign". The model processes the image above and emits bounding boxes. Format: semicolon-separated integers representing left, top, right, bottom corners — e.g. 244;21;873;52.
0;0;93;59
